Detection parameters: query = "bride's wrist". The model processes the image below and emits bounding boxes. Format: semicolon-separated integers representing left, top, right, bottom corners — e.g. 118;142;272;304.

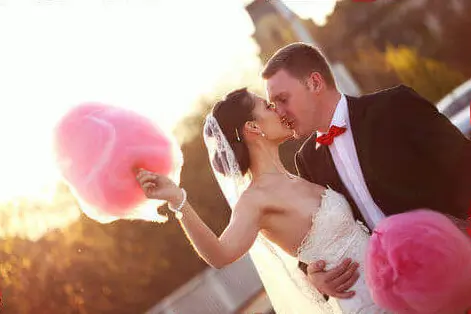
168;188;185;208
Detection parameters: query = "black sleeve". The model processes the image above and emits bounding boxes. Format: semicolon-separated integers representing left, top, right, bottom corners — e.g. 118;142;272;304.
295;150;312;182
393;85;471;218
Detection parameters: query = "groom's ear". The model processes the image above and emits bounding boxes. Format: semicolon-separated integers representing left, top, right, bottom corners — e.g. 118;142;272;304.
307;72;323;94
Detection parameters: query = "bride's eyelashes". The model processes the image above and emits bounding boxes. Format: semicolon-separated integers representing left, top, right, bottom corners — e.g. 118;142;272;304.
265;101;276;111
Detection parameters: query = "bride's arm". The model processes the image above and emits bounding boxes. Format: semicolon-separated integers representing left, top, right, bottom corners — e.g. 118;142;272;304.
178;195;260;268
136;170;260;269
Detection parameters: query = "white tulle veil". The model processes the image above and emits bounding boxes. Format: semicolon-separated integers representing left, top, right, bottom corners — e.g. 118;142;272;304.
203;114;338;313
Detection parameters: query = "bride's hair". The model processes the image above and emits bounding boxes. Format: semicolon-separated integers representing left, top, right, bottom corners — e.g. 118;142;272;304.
209;88;255;175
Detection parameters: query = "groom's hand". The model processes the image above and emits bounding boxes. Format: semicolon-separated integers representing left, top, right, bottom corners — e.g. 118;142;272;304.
306;258;359;299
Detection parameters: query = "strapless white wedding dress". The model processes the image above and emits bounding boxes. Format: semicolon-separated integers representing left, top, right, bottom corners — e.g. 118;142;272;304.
296;188;390;314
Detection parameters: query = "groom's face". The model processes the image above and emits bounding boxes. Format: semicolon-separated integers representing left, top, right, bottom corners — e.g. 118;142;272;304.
266;69;320;138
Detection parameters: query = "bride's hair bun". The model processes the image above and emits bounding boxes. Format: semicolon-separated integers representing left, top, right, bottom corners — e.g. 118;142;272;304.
211;88;255;176
231;141;250;174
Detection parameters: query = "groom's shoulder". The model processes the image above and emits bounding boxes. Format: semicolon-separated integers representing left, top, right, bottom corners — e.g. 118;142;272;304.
354;84;422;113
358;84;414;102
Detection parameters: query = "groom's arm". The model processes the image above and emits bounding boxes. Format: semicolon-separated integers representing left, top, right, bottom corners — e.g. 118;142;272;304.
294;151;308;179
295;150;315;182
390;85;471;218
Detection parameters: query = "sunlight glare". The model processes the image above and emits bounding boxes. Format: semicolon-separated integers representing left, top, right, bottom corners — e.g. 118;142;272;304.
282;0;337;25
0;0;260;239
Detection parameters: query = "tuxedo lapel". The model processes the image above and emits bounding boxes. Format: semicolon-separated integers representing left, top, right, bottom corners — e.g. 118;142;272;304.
316;145;342;189
345;95;376;193
346;96;368;164
299;98;373;227
343;96;380;225
306;133;339;187
314;143;367;225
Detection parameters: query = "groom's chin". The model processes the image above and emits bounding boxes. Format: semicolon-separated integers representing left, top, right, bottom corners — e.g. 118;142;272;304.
293;125;315;138
292;130;304;139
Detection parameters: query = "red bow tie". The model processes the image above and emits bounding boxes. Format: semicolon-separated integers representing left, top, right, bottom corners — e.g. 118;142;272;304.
316;125;347;146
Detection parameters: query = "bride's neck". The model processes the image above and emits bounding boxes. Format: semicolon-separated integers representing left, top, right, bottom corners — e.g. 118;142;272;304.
247;140;286;180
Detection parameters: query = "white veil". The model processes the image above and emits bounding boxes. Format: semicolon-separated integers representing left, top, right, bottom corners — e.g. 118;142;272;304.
203;114;338;313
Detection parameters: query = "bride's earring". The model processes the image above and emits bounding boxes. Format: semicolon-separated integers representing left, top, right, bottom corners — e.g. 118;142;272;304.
261;132;266;138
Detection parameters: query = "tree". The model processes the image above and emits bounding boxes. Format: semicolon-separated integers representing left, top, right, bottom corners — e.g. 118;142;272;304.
343;38;401;93
0;60;308;313
0;108;232;314
385;45;466;102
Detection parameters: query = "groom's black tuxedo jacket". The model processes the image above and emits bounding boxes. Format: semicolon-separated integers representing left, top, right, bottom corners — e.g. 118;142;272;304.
296;85;471;223
296;85;471;275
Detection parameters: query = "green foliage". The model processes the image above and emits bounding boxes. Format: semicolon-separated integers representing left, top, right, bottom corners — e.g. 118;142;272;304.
0;98;232;314
253;13;298;64
385;45;466;102
343;38;401;93
339;41;466;102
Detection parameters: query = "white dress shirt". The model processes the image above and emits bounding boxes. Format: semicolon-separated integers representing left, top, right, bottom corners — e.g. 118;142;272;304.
318;94;385;230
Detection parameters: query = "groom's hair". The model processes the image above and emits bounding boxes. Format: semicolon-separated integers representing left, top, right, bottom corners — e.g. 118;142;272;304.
210;88;255;176
261;42;335;87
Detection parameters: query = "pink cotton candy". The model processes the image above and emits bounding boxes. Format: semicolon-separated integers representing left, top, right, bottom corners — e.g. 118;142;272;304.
366;209;471;314
54;102;182;223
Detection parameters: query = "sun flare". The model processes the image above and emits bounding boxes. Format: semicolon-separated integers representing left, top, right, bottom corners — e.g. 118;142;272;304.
0;0;335;240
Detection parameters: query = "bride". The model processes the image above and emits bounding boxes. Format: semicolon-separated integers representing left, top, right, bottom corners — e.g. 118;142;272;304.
136;88;389;313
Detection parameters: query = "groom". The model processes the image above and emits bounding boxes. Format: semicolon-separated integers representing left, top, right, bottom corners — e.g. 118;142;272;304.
262;42;471;299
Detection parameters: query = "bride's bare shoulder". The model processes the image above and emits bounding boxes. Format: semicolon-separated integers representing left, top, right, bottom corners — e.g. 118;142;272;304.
296;175;325;189
236;186;266;209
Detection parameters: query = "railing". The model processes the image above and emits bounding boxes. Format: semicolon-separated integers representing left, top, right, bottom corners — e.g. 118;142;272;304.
146;255;272;314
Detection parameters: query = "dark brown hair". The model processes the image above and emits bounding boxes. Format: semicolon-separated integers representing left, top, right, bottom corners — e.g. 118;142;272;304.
209;88;255;175
261;42;335;87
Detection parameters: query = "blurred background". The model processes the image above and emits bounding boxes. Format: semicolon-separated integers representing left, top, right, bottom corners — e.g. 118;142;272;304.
0;0;470;313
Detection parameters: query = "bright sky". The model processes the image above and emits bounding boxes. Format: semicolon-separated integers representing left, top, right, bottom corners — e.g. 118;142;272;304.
282;0;337;24
0;0;336;204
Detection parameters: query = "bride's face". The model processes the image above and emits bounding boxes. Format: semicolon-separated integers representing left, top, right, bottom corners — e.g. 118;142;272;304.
250;94;294;143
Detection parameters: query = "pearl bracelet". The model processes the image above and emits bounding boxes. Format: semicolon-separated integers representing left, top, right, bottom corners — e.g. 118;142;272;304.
168;188;187;220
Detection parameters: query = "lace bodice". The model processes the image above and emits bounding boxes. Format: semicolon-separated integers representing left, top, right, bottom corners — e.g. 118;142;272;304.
297;188;390;314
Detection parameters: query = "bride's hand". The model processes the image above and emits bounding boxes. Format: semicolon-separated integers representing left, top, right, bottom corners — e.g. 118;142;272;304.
136;169;183;205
